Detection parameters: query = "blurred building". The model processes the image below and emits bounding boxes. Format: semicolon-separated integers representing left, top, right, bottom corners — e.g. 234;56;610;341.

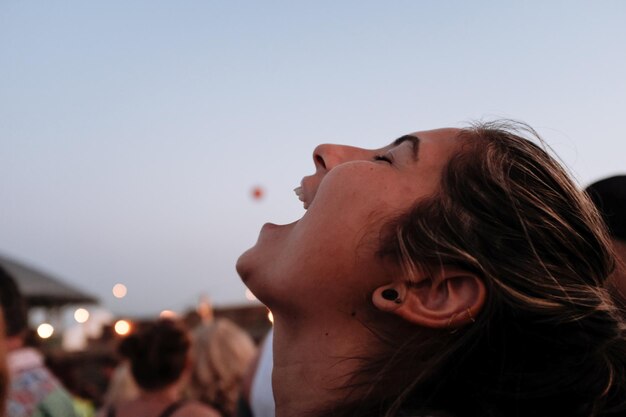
0;254;98;308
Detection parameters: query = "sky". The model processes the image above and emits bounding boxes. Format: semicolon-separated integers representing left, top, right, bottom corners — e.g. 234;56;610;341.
1;1;625;317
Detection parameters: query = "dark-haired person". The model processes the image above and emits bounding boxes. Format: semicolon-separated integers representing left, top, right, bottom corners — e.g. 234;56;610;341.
104;319;219;417
237;122;626;417
0;266;78;417
1;310;8;417
586;175;626;308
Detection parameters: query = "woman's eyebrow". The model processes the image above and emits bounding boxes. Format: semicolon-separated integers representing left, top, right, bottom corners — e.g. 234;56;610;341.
391;135;421;160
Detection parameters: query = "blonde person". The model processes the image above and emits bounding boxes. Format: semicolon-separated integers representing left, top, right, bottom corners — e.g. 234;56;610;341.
187;319;256;417
237;121;626;417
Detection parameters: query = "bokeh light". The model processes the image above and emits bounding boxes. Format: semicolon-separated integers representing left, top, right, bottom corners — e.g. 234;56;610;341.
112;283;127;298
245;288;257;301
74;308;90;323
114;319;131;336
267;311;274;324
37;323;54;339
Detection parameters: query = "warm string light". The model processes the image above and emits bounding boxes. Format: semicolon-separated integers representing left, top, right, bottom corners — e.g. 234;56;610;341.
112;283;127;298
37;323;54;339
114;319;131;336
74;308;90;323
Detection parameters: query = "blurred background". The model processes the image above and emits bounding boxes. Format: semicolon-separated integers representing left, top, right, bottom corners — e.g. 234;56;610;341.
1;0;625;334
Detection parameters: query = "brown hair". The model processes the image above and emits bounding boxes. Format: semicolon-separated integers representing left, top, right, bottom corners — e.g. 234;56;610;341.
119;319;190;391
325;121;626;417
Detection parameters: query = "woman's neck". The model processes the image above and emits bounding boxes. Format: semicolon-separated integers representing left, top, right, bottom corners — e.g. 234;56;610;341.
272;312;377;417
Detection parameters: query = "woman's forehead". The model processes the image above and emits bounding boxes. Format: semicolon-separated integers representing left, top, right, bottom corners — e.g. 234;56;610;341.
407;127;461;142
396;128;463;159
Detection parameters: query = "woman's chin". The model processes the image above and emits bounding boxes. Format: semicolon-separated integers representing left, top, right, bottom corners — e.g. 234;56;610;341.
235;247;254;284
236;219;299;287
235;251;277;308
235;242;267;287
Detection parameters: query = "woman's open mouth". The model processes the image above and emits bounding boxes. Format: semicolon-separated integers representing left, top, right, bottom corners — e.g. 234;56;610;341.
294;185;309;209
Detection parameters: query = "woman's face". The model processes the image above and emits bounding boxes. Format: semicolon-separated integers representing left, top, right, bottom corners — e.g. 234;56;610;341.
237;128;463;315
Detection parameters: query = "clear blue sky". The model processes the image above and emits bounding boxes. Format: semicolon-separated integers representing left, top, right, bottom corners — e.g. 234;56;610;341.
1;1;625;316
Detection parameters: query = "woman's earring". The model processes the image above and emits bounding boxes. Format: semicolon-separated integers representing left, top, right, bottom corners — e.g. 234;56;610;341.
382;288;401;304
466;308;475;322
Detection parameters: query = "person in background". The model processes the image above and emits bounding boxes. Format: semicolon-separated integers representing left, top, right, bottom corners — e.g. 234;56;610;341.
240;328;274;417
586;175;626;306
0;265;78;417
187;319;256;417
1;311;8;417
103;319;218;417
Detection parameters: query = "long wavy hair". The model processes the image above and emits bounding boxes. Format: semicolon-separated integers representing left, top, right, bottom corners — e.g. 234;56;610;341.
320;121;626;417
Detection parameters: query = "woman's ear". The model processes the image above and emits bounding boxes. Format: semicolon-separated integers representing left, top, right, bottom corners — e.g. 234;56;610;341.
372;267;486;329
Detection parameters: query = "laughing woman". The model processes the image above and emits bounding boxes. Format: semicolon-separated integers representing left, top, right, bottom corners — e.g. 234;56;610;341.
237;121;626;417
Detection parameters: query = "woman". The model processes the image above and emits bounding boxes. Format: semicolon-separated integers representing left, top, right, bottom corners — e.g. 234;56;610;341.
105;319;219;417
187;318;257;417
237;121;626;417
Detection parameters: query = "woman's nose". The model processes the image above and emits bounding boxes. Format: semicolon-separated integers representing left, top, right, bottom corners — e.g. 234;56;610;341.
312;144;369;172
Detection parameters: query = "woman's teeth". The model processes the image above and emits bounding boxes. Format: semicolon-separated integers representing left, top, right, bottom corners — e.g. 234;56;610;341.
294;186;307;208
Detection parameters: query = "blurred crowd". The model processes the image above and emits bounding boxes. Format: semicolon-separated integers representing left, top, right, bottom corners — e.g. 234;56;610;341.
0;263;274;417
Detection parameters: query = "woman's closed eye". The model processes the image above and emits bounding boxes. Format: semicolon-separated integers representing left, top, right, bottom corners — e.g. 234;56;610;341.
373;154;393;163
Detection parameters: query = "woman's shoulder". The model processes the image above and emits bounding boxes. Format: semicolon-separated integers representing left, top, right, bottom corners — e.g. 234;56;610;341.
173;400;221;417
